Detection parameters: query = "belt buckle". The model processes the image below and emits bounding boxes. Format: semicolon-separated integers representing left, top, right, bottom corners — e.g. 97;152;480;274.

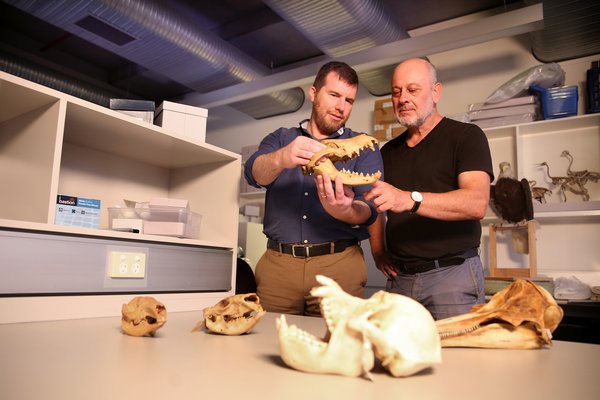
291;244;309;258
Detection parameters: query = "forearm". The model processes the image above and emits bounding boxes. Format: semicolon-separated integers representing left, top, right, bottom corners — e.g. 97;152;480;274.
368;214;386;256
331;199;373;225
417;188;489;221
251;152;285;186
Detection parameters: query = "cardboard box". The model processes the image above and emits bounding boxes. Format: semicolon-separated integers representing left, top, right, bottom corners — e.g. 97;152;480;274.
55;195;101;229
155;101;208;141
110;99;155;124
373;98;405;141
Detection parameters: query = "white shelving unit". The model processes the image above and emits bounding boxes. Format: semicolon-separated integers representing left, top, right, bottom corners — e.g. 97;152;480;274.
482;114;600;277
0;71;242;322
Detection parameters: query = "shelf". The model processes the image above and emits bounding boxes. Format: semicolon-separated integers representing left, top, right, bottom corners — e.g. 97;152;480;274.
240;191;266;199
0;71;240;306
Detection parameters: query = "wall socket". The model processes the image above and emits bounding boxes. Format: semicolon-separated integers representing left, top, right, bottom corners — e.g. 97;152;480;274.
108;251;146;279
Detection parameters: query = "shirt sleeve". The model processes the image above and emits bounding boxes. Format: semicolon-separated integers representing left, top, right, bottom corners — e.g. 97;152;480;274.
244;129;284;189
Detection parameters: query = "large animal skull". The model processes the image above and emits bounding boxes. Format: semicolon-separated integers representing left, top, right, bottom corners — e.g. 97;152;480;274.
301;134;382;186
276;275;441;379
436;280;563;349
121;296;167;337
194;293;266;335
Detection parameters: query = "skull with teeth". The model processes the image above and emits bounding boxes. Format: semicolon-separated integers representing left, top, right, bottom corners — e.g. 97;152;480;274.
121;296;167;337
194;293;266;335
301;134;382;186
276;275;441;379
435;280;564;349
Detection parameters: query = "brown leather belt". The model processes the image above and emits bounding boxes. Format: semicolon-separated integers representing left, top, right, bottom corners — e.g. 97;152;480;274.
393;248;479;275
267;238;358;258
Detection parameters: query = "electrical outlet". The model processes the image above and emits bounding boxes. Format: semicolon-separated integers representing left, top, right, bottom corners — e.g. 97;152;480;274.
108;251;146;279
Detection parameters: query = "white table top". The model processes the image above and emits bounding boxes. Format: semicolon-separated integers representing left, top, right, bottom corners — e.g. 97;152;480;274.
1;311;598;400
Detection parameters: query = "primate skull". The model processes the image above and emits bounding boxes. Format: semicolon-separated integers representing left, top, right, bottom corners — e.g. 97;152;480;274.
276;275;441;379
301;134;382;186
121;296;167;337
436;280;563;349
195;293;266;335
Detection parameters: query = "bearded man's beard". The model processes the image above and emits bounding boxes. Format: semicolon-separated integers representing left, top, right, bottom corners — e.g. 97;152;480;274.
396;100;434;128
312;101;346;134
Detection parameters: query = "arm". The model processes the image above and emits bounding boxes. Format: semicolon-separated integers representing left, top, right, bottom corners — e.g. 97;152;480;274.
364;170;491;221
367;214;396;279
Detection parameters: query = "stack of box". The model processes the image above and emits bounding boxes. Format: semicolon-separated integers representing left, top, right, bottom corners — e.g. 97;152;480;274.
154;101;208;142
109;99;155;124
468;95;540;129
373;98;405;141
240;204;262;224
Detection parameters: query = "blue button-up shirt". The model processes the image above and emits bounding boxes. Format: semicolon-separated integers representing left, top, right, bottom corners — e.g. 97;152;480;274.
244;123;383;244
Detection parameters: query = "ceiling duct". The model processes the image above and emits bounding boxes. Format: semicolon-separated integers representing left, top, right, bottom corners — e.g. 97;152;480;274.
264;0;409;96
5;0;304;118
527;0;600;62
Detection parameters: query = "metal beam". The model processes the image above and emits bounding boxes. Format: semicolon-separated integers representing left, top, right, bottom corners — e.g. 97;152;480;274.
180;3;543;109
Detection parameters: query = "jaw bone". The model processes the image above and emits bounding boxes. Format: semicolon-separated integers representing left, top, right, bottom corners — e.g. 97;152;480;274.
301;134;382;186
276;275;441;379
435;280;564;349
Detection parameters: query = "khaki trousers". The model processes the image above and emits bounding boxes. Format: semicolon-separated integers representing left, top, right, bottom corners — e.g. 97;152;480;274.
255;244;367;316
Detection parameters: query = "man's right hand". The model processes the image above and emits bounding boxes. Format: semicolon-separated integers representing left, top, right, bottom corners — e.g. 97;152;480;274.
276;136;326;169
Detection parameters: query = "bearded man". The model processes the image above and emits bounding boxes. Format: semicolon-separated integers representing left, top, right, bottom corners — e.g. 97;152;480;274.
364;58;494;320
245;61;383;316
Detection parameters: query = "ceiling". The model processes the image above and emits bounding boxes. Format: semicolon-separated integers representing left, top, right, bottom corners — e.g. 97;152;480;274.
1;0;597;119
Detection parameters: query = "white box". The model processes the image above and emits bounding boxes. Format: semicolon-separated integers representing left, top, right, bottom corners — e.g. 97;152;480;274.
243;204;260;217
154;101;208;141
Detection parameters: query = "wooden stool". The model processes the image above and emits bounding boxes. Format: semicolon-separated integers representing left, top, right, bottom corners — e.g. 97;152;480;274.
489;220;537;278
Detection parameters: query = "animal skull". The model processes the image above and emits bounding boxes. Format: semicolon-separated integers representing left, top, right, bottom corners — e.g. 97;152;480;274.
121;296;167;337
194;293;266;335
276;275;441;379
436;280;563;349
301;134;382;186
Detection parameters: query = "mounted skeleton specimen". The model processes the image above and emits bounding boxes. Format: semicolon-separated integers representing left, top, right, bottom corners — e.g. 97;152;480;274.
537;150;599;202
301;134;382;186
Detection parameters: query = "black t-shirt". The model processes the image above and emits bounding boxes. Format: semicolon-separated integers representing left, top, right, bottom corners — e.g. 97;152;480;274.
381;117;494;263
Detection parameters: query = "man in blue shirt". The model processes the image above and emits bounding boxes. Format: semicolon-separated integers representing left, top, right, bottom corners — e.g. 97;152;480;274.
244;61;383;316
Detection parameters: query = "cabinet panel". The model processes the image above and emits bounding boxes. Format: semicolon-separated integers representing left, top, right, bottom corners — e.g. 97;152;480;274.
483;114;600;278
0;102;63;223
0;71;241;321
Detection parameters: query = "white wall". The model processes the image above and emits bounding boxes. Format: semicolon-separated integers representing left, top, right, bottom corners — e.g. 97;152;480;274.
205;36;598;154
210;36;599;291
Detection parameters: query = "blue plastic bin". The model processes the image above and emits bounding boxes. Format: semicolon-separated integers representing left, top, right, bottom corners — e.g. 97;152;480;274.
530;85;578;119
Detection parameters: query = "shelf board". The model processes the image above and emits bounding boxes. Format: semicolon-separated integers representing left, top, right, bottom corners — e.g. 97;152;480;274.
0;219;235;250
63;101;239;169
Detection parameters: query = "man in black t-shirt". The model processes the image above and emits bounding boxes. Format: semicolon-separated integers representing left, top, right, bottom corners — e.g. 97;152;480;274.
365;58;494;320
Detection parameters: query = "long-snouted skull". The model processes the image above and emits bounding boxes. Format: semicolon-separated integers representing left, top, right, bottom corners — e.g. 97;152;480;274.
276;275;441;379
436;280;563;349
195;293;266;335
301;134;382;186
121;296;167;337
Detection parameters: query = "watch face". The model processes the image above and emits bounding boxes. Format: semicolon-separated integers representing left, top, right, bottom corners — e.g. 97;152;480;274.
411;191;423;202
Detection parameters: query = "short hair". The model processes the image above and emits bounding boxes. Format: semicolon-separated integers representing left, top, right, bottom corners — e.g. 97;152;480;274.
312;61;359;91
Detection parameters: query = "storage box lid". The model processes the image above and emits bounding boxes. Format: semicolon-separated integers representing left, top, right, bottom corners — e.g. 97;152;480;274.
156;100;208;117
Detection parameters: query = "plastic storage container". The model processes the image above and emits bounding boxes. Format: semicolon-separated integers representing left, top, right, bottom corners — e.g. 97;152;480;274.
530;85;578;119
108;206;201;238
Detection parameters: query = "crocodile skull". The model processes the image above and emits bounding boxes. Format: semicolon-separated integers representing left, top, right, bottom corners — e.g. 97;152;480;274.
194;293;266;335
121;296;167;337
301;134;382;186
436;280;563;349
276;275;441;379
